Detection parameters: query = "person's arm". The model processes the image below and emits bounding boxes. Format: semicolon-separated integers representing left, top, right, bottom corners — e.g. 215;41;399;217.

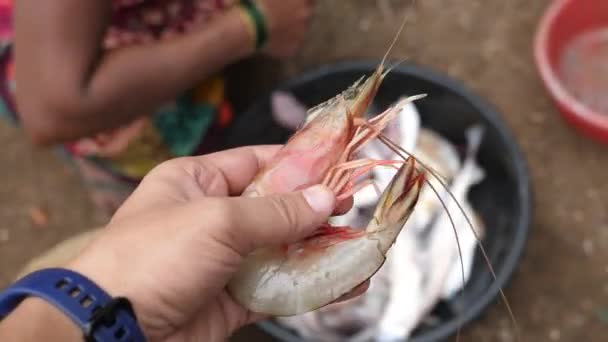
0;298;81;341
0;145;361;341
14;0;254;145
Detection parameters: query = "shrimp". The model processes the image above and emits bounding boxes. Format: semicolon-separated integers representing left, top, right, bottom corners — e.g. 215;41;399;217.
225;10;432;315
228;156;425;315
226;59;427;318
228;5;521;340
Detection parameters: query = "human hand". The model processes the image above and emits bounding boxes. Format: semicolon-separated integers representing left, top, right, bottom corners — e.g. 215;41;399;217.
257;0;315;58
66;145;363;341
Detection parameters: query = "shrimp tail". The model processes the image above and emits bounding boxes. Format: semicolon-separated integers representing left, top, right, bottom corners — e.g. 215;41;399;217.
369;157;425;254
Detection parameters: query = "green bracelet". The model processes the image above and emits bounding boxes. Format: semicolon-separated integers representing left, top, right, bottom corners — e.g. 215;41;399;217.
240;0;268;50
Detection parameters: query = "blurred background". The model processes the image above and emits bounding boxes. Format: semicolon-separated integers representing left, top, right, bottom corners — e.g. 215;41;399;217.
1;1;607;341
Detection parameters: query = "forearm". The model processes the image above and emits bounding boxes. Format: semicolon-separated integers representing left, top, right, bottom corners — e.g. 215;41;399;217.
0;298;81;341
15;3;254;145
72;9;254;137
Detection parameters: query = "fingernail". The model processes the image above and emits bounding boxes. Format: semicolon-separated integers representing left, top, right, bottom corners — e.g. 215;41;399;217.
303;185;335;214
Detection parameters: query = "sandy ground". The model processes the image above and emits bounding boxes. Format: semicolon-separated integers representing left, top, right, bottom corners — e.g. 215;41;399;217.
1;1;607;341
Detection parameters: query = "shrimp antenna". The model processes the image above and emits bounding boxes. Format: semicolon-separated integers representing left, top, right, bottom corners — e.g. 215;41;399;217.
384;56;410;78
380;0;417;69
377;133;521;342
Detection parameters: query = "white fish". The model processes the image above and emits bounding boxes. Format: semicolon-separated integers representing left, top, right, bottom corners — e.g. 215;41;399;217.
441;211;485;300
414;128;461;182
375;125;486;341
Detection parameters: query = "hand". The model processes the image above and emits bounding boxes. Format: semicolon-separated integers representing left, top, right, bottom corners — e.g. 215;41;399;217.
257;0;314;58
71;117;148;157
65;145;362;341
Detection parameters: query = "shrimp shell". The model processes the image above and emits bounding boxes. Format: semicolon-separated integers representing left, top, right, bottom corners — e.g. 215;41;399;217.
227;157;425;315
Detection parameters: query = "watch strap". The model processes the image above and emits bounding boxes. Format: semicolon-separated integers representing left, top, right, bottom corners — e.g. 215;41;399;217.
0;268;146;342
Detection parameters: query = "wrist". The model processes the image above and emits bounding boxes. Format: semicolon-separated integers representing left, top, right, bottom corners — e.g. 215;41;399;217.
64;256;154;340
0;297;82;341
220;6;257;59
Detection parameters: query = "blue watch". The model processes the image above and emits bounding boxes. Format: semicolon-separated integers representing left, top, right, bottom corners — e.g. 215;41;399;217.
0;268;146;342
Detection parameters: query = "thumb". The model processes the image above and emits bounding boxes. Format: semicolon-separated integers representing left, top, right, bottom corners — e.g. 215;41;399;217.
218;185;336;254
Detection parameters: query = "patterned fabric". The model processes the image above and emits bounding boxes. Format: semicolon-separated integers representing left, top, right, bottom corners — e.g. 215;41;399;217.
105;0;237;48
0;0;239;217
0;0;11;41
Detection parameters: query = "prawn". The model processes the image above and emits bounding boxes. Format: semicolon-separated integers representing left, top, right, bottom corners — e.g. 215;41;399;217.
227;2;521;340
225;7;432;315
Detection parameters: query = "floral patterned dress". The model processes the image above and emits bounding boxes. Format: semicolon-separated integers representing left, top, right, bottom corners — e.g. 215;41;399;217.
0;0;239;216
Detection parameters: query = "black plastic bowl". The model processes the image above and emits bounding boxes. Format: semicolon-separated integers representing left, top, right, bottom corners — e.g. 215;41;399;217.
225;61;532;342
